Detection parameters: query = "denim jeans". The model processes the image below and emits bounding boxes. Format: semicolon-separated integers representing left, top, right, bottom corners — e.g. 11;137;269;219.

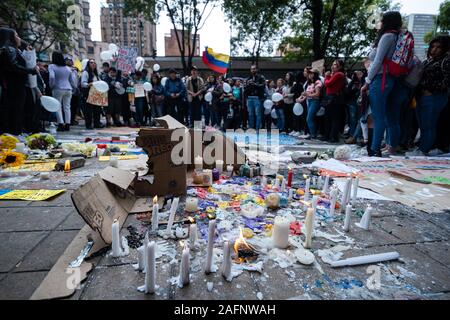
247;96;262;130
134;97;146;125
347;102;359;137
203;102;210;126
416;93;449;154
368;74;395;153
306;99;320;137
275;108;285;131
386;81;410;148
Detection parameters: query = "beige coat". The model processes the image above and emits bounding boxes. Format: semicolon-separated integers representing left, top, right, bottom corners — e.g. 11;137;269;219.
186;76;205;103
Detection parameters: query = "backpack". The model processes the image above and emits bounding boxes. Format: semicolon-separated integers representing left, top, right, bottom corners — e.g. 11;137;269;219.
381;30;415;91
403;55;424;89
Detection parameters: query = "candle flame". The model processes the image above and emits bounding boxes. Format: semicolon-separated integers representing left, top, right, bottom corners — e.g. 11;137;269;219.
153;195;158;204
64;160;70;172
187;216;195;224
233;227;257;263
300;200;311;207
303;174;308;179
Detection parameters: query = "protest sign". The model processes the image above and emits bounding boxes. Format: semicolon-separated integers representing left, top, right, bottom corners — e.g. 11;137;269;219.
116;47;138;74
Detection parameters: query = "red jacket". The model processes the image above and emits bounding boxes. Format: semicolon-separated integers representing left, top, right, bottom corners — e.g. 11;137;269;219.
324;72;346;96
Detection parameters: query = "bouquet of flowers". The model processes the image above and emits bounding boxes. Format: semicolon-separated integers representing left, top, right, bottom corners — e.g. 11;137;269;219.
25;133;57;150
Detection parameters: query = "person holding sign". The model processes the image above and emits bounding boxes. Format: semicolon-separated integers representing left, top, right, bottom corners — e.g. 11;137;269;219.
131;71;147;127
81;59;105;129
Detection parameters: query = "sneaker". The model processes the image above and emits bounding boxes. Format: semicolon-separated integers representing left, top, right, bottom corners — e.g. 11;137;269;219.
428;149;444;156
299;134;310;139
405;148;426;157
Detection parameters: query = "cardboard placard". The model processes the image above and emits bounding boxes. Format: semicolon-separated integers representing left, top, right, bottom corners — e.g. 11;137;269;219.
86;86;108;107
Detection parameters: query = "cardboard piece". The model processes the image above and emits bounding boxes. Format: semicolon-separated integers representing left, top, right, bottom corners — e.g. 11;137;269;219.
388;169;450;188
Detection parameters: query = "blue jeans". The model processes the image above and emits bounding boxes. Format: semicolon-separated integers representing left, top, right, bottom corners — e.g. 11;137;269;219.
416;93;449;153
306;99;320;137
247;96;262;130
386;81;410;148
348;102;359;137
368;74;396;153
134;97;146;125
276;108;285;131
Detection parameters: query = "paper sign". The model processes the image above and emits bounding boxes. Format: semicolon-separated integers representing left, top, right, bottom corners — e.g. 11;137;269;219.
116;47;138;74
87;86;108;107
134;83;145;98
98;155;139;161
0;189;65;201
9;161;57;172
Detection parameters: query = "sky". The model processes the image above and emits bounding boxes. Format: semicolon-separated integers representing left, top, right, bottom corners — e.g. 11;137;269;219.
88;0;445;56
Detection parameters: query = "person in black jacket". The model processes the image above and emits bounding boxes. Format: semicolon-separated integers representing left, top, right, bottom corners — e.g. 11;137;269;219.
0;27;38;135
244;65;266;130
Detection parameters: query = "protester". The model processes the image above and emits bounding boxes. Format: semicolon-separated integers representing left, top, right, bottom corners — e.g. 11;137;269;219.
203;75;219;128
298;68;322;139
164;69;186;123
0;27;38;135
148;73;165;123
81;59;104;129
229;79;243;129
283;72;295;133
131;71;148;126
274;78;285;131
49;51;77;131
105;67;124;127
121;70;133;127
100;62;110;81
65;57;81;126
345;71;365;144
414;35;450;155
186;66;204;127
244;65;266;130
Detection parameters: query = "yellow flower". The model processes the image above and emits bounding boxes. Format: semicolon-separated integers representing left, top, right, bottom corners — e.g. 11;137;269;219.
0;135;19;150
0;150;25;167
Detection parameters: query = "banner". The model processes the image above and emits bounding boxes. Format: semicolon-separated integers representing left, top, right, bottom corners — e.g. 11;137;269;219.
116;47;138;74
86;86;108;107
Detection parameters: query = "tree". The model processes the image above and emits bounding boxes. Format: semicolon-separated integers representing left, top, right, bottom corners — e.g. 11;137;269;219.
0;0;73;53
424;0;450;43
223;0;296;67
279;0;396;63
125;0;217;75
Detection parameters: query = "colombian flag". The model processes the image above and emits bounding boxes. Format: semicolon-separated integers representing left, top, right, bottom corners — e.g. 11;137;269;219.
202;47;230;74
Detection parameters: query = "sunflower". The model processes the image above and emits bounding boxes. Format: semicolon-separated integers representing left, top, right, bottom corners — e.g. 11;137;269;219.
0;150;25;167
0;135;19;150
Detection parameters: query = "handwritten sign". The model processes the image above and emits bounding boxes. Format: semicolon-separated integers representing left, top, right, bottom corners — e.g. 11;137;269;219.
134;83;145;98
116;47;138;74
87;86;108;107
0;189;65;201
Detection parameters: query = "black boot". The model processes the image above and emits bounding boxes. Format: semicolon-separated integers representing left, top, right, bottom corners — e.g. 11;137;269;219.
57;124;65;132
65;124;70;131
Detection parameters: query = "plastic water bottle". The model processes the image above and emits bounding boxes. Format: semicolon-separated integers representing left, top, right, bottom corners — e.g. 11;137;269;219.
49;123;57;135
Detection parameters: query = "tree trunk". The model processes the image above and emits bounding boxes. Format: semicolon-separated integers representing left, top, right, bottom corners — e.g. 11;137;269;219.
311;0;323;60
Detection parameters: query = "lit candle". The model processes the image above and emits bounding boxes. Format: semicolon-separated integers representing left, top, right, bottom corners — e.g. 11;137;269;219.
145;241;156;293
151;196;159;231
205;219;216;274
304;208;314;249
189;223;198;249
344;204;352;232
272;216;290;249
287;167;293;187
111;219;122;257
216;160;224;173
221;240;232;281
352;176;359;203
322;175;330;193
329;188;338;216
194;156;203;170
166;197;180;234
110;156;119;168
304;177;311;200
185;197;198;213
179;241;190;287
64;160;71;174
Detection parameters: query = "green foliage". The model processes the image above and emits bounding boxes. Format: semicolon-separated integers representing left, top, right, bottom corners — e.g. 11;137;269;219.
437;0;450;33
0;0;73;53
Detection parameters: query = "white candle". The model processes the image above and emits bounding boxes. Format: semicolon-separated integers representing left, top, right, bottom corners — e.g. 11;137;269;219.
280;178;286;192
110;156;119;168
288;188;294;200
343;204;352;232
111;219;122;257
15;142;26;153
136;245;145;271
330;251;400;268
185;197;198;213
304;178;311;200
273;177;280;189
216;160;224;173
352;177;359;203
341;177;352;207
189;223;198;249
304;208;314;249
221;240;232;281
194;156;203;170
329;188;338;216
226;165;234;175
166;197;179;234
40;172;50;180
272;216;290;249
322;175;330;193
356;205;373;230
145;241;156;293
205;219;216;274
152;196;159;231
179;241;190;287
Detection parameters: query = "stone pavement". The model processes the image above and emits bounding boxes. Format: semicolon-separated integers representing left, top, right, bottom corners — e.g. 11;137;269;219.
0;124;449;300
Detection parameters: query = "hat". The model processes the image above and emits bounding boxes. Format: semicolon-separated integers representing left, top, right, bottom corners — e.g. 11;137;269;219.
191;66;198;71
168;68;177;74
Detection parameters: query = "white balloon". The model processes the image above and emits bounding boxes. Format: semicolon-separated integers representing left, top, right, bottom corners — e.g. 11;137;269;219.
108;43;118;53
205;92;213;102
143;82;153;91
272;92;283;103
223;82;231;93
81;59;89;71
100;51;113;61
293;103;304;116
271;109;278;119
161;77;168;86
40;96;61;112
153;64;160;72
263;99;273;110
316;107;325;117
93;80;109;93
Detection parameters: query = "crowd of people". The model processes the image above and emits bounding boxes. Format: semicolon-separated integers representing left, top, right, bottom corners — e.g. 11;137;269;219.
0;11;449;156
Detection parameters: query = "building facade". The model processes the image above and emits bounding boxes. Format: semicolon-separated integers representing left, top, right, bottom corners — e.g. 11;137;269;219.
406;14;437;60
100;0;156;57
164;29;200;57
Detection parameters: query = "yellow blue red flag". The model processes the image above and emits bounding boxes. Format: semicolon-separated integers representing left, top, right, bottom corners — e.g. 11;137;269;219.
202;47;230;74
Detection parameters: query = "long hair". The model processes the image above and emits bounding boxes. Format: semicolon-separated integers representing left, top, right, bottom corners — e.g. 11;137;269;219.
307;71;320;85
334;59;345;73
285;72;295;87
151;73;161;85
83;59;98;82
427;35;450;59
0;27;17;48
51;51;66;67
374;11;402;47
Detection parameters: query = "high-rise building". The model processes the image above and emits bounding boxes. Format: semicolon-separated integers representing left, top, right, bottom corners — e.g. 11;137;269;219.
406;14;437;60
100;0;156;57
164;29;200;57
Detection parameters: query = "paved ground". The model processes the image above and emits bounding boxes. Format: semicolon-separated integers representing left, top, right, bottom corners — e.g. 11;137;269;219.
0;124;449;300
